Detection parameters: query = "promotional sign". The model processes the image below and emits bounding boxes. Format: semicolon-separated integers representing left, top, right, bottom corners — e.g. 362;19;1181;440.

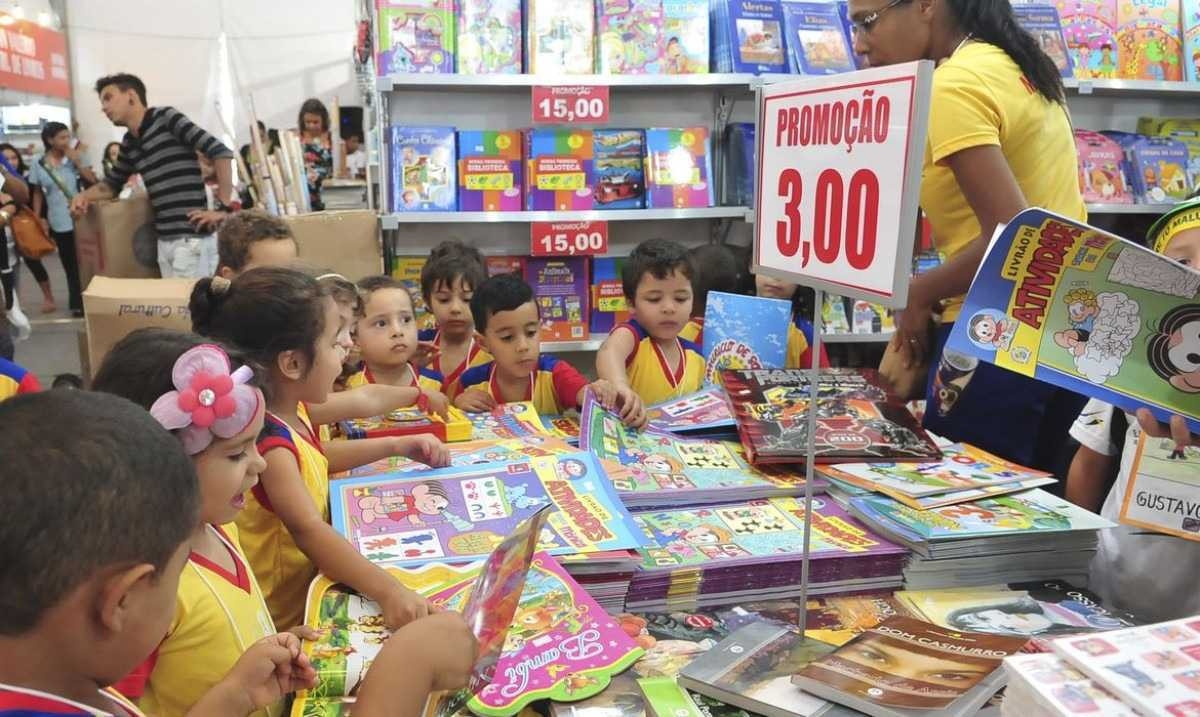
754;62;933;308
530;220;609;257
0;14;70;99
531;85;611;125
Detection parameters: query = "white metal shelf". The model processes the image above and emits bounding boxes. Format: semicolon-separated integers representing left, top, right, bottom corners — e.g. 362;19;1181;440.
381;206;751;229
823;332;894;344
544;337;606;353
1086;203;1170;216
1065;78;1200;99
377;73;759;92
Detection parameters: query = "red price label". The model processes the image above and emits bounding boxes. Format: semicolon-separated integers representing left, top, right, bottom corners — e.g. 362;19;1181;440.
531;85;610;125
530;221;609;257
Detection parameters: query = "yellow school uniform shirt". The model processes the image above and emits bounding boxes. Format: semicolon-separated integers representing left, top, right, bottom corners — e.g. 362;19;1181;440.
140;524;279;717
679;318;704;344
419;328;493;398
616;319;705;405
240;402;328;630
920;41;1086;322
458;355;591;415
345;363;445;393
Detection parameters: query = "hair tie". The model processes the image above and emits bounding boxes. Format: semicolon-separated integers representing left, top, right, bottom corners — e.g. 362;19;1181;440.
211;276;232;295
150;345;260;455
316;272;348;282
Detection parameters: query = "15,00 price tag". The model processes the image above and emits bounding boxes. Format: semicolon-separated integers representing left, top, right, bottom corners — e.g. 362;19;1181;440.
530;221;609;257
531;85;610;125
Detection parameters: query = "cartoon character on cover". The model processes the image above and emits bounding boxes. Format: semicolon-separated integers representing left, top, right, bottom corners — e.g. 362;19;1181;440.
555;458;588;480
1054;289;1101;357
669;522;733;547
1148;304;1200;394
664;36;689;73
357;481;449;526
507;583;587;651
1089;167;1122;200
1097;44;1117;78
1107;660;1165;697
968;312;1015;351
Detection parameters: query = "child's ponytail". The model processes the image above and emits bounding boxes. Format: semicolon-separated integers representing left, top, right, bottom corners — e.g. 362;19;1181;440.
188;275;234;338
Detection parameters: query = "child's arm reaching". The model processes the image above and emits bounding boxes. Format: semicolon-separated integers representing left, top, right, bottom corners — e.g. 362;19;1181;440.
325;434;451;474
596;330;646;428
455;387;497;413
584;378;644;427
185;633;316;717
259;448;432;629
353;612;479;717
307;384;450;423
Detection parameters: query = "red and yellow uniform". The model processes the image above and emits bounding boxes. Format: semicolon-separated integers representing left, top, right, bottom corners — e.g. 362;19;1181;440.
0;685;146;716
679;317;704;345
345;363;444;394
614;319;704;405
418;328;492;398
0;357;40;402
458;355;590;415
785;314;831;370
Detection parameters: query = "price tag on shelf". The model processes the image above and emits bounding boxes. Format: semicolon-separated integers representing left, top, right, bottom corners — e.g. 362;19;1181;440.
753;62;934;308
531;85;610;125
530;220;609;257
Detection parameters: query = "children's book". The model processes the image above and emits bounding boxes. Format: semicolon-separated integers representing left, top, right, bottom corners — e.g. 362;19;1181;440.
1053;618;1200;716
782;1;856;76
805;595;915;647
456;0;523;74
1013;4;1075;78
330;452;644;567
702;292;791;386
944;209;1200;432
527;0;597;74
458;130;524;212
594;130;647;210
1140;117;1200;190
1116;0;1184;81
1057;0;1119;79
792;616;1027;715
469;402;578;442
1187;0;1200;82
1128;135;1192;203
1004;653;1137;717
644;128;714;209
524;257;590;342
377;2;455;75
579;394;817;508
591;257;630;335
717;0;789;74
1075;130;1133;204
338;405;474;442
392;255;437;330
638;678;705;717
724;122;756;207
722;369;941;465
343;437;583;478
822;472;1057;511
526;129;596;211
677;623;834;717
487;255;527;277
1118;432;1200;541
390;126;457;212
598;0;663;74
662;0;710;73
646;386;738;435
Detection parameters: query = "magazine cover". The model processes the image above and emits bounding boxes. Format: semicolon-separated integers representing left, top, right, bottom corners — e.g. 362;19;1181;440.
1013;4;1075;78
392;255;437;331
527;0;597;74
598;0;663;74
1054;618;1200;716
702;292;791;387
594;130;647;210
944;209;1200;432
646;386;737;435
726;0;788;74
591;258;630;335
792;617;1027;712
644;128;714;209
343;437;582;478
524;257;590;342
338;404;473;441
805;595;915;647
526;129;596;211
469;402;576;442
390;126;457;212
662;0;710;73
722;369;941;464
1187;0;1200;82
457;130;524;212
377;2;455;75
1116;0;1183;81
1004;653;1137;717
330;452;644;566
456;0;522;74
1119;432;1200;541
430;553;645;716
1057;0;1119;78
782;1;856;75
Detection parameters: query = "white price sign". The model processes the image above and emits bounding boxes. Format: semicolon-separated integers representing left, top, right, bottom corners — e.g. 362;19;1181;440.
754;62;933;308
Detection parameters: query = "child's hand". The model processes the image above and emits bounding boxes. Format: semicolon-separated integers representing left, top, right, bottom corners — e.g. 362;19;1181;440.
455;389;497;414
396;434;450;467
1136;409;1199;449
612;384;646;428
421;389;450;420
588;379;618;410
413;341;440;369
198;633;317;715
380;582;432;629
391;612;479;692
287;625;323;642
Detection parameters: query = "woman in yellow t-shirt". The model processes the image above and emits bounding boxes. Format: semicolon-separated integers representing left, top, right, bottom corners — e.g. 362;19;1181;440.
847;0;1088;472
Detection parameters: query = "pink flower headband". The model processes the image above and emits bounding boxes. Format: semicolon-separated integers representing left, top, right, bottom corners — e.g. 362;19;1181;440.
150;344;261;455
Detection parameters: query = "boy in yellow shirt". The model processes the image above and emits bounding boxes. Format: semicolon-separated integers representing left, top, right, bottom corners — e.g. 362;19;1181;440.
418;241;493;397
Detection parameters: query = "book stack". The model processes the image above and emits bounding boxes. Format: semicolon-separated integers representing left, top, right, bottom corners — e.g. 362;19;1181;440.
1003;653;1136;717
558;550;642;613
847;489;1116;589
645;386;738;438
624;497;908;611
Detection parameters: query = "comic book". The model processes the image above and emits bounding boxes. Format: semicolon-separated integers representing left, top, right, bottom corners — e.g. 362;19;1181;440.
645;386;737;435
781;1;856;76
342;437;583;478
944;209;1200;432
579;394;817;508
338;405;474;442
468;402;577;442
330;452;644;567
1116;0;1183;81
390;126;457;211
1119;432;1200;541
525;257;590;342
722;369;942;465
1056;0;1118;78
1187;0;1200;82
376;1;455;75
1003;653;1137;717
527;0;597;74
456;0;522;74
701;292;791;387
457;130;524;212
598;0;663;74
1013;4;1075;78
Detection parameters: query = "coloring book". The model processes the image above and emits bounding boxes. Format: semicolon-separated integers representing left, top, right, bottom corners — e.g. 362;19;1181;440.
646;386;737;435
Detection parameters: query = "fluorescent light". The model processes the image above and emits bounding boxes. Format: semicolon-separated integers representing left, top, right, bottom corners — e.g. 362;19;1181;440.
36;11;50;26
10;3;23;20
0;14;12;26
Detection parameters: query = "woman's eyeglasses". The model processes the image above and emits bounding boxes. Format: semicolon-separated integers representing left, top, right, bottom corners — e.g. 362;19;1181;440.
850;0;909;35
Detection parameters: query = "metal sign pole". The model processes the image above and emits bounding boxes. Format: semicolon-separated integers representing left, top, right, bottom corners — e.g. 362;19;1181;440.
797;288;823;636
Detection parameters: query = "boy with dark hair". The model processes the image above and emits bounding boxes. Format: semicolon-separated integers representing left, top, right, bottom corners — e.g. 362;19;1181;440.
70;73;237;279
597;238;703;422
418;241;492;396
0;390;318;715
216;210;299;279
455;273;635;420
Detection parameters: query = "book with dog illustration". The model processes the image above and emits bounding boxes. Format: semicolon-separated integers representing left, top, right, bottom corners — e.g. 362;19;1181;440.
945;208;1200;432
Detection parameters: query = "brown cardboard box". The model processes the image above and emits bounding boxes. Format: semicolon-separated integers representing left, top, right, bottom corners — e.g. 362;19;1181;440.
74;195;160;287
283;210;382;280
82;276;194;376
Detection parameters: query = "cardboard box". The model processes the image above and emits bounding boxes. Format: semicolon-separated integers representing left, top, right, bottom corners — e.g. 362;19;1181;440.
82;277;194;377
283;210;382;280
74;195;160;287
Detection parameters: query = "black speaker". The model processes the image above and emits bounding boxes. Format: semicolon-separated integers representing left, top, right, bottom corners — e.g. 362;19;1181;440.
340;106;364;141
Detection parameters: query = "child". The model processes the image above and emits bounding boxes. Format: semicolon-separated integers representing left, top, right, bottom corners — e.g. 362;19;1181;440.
348;276;448;402
754;273;831;370
596;239;704;423
1065;197;1200;622
0;355;41;401
419;241;493;397
0;390;319;716
216;210;299;279
454;273;635;419
190;268;449;631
